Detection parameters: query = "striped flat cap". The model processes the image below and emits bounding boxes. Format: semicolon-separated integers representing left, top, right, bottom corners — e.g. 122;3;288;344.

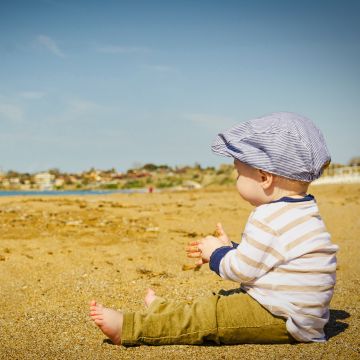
212;112;331;182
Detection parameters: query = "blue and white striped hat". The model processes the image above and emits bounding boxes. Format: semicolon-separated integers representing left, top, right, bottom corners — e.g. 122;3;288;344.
212;112;331;182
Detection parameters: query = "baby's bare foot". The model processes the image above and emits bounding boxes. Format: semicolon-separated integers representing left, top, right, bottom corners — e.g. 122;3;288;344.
144;288;157;307
89;300;123;345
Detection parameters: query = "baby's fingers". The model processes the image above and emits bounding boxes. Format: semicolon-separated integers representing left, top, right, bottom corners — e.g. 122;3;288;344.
216;222;225;236
188;240;200;247
187;251;202;259
186;245;201;253
186;243;202;258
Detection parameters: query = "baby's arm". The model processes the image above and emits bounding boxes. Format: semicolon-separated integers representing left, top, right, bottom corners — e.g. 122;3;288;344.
212;220;283;283
187;219;283;283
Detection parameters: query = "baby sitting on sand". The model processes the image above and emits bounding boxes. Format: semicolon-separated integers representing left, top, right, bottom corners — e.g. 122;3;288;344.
90;112;338;345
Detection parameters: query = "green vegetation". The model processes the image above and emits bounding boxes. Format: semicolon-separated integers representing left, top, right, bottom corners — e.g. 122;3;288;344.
155;177;182;189
101;183;119;190
121;179;146;189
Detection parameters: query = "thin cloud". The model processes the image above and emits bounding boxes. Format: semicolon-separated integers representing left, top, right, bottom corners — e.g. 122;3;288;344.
37;35;65;58
96;45;151;54
68;99;105;114
48;98;120;125
143;64;177;73
19;91;46;99
0;103;23;122
184;113;234;129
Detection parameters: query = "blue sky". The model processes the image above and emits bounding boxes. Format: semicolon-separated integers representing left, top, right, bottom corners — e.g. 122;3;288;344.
0;0;359;173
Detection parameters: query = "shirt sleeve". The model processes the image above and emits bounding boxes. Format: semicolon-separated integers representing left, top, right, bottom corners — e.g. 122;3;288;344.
208;242;239;275
209;216;285;283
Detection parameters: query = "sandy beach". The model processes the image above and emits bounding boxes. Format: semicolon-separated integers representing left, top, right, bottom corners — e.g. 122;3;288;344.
1;184;359;359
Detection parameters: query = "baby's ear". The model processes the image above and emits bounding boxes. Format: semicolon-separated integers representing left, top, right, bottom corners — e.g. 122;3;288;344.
258;169;273;189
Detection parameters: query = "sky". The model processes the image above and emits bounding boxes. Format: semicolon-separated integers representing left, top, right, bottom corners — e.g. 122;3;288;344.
0;0;359;173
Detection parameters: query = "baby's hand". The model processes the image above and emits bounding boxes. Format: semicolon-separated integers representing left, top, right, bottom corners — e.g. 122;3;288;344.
186;236;228;265
185;223;231;267
198;236;227;263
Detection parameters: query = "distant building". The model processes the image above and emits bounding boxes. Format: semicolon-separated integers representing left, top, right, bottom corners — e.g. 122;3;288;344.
111;172;124;180
182;180;202;190
34;172;55;190
20;181;31;190
313;165;360;185
88;170;102;182
1;179;10;188
9;177;21;186
54;178;65;188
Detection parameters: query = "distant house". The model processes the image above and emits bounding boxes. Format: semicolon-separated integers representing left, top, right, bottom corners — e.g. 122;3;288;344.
1;179;10;188
111;172;124;180
313;165;360;185
9;177;21;186
20;180;31;190
182;180;202;190
34;172;55;190
54;177;65;188
88;170;102;182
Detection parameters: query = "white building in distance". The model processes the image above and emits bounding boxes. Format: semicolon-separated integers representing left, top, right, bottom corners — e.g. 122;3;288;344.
34;172;55;190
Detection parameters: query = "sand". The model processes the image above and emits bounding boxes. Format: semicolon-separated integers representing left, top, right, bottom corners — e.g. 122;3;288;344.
0;184;359;359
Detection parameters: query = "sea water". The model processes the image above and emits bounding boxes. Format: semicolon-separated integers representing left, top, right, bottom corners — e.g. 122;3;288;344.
0;189;148;196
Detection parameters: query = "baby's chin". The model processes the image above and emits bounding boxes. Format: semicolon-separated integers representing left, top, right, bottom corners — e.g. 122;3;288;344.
239;194;264;207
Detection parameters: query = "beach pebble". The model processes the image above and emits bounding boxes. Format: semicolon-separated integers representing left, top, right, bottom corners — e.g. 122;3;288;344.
146;226;160;232
66;220;83;226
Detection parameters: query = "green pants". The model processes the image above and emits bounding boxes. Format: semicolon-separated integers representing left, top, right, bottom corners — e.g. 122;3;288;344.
121;289;296;346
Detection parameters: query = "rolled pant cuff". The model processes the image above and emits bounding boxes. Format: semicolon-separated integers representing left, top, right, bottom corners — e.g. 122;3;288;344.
121;298;165;346
121;312;136;346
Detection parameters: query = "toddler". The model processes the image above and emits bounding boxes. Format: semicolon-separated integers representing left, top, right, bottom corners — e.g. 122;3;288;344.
90;112;338;345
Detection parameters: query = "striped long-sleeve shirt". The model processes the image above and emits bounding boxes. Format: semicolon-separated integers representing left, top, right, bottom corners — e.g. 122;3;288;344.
209;194;338;342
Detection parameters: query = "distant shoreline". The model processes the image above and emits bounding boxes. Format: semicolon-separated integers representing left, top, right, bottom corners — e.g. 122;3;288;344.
0;189;149;197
